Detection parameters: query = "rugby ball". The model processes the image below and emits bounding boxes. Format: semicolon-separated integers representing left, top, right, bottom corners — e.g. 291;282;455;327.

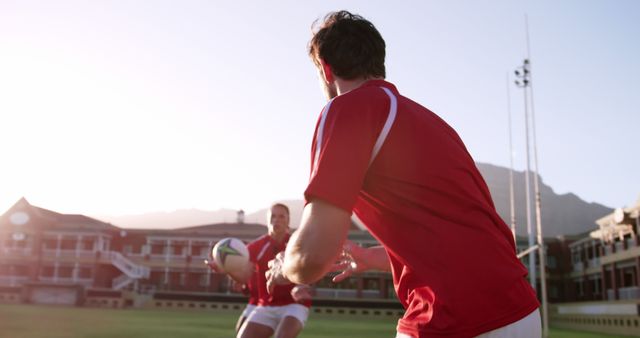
212;237;250;274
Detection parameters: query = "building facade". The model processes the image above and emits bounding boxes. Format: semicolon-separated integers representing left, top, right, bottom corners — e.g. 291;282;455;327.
0;198;393;305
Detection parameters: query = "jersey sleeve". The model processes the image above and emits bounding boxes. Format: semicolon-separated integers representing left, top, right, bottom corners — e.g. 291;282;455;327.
304;91;390;212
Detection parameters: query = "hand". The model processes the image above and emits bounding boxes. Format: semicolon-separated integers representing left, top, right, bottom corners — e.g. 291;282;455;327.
265;252;290;294
204;258;223;273
231;280;245;293
291;284;313;303
331;240;369;283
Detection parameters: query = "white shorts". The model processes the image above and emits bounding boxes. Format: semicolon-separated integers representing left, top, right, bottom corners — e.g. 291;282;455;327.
241;304;257;318
246;304;309;330
396;309;541;338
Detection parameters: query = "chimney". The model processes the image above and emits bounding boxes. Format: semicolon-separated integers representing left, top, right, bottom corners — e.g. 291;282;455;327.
237;210;245;224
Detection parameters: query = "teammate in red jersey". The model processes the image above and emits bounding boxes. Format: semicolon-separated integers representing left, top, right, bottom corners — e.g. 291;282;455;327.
268;10;541;338
226;203;311;338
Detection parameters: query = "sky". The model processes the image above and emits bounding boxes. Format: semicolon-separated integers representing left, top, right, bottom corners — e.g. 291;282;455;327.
0;0;638;217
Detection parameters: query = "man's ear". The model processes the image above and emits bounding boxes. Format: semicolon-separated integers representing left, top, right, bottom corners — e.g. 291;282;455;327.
319;59;334;84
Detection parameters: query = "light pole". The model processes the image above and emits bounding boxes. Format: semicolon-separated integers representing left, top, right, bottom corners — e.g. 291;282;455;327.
515;28;549;334
524;14;549;336
514;59;536;290
506;73;516;242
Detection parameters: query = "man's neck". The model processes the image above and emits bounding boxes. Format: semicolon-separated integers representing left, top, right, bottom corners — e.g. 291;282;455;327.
335;77;383;96
269;231;287;244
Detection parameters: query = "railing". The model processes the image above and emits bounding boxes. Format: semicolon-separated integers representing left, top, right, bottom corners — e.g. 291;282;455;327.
606;289;614;300
615;242;624;252
618;286;640;300
112;274;134;290
0;276;29;286
315;288;382;299
587;258;600;269
625;238;636;249
108;252;150;279
1;247;33;256
147;254;194;262
38;277;93;286
41;249;98;258
606;287;640;301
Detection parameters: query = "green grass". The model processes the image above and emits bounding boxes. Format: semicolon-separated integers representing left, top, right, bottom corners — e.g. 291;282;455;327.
0;303;631;338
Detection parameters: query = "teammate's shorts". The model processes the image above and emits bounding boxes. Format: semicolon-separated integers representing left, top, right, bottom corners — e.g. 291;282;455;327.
241;304;257;319
246;304;309;330
396;308;541;338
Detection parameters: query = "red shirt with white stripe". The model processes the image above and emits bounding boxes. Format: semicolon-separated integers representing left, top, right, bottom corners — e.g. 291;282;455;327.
304;80;539;337
247;234;311;307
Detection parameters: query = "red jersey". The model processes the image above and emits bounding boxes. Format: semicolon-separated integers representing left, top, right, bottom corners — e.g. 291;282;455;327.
243;261;259;306
304;80;539;337
247;234;311;307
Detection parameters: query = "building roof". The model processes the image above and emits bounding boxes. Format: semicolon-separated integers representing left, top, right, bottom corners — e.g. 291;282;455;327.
0;198;118;233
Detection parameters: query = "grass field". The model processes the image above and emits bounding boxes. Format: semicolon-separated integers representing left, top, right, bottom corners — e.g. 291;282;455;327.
0;304;631;338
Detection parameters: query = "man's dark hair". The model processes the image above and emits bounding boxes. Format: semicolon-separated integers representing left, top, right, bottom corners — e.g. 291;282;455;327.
309;10;386;80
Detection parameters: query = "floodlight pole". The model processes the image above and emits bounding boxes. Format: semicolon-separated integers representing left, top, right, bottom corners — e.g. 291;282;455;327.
514;59;536;292
506;73;517;242
525;15;549;337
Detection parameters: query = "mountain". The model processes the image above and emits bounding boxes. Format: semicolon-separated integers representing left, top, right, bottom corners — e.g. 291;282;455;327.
94;200;306;230
95;163;613;237
476;163;612;237
96;208;241;229
244;200;305;226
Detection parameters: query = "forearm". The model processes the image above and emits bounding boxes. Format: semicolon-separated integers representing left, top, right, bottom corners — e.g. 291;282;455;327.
225;263;253;285
360;246;391;272
282;199;351;284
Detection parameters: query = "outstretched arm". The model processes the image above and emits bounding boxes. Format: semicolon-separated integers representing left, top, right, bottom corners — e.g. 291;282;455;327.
282;199;351;284
205;256;253;285
332;242;391;283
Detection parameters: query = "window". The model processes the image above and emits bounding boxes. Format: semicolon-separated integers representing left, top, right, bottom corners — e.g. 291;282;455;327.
123;245;133;255
593;278;601;295
163;246;172;255
623;269;635;287
364;278;380;290
40;266;54;277
141;244;151;255
199;273;209;286
81;240;94;251
79;267;92;279
546;256;557;269
572;250;581;264
576;280;584;296
58;266;73;278
43;241;57;250
60;240;75;250
151;245;163;255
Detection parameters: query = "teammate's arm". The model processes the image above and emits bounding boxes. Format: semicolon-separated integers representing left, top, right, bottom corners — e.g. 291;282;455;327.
224;262;253;285
332;242;391;283
281;199;351;284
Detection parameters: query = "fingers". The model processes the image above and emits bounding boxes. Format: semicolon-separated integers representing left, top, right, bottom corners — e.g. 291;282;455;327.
332;268;353;283
266;278;274;294
265;257;284;294
329;261;351;272
204;259;222;273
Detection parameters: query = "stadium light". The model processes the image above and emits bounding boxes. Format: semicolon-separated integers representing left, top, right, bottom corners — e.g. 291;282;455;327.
514;14;549;337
